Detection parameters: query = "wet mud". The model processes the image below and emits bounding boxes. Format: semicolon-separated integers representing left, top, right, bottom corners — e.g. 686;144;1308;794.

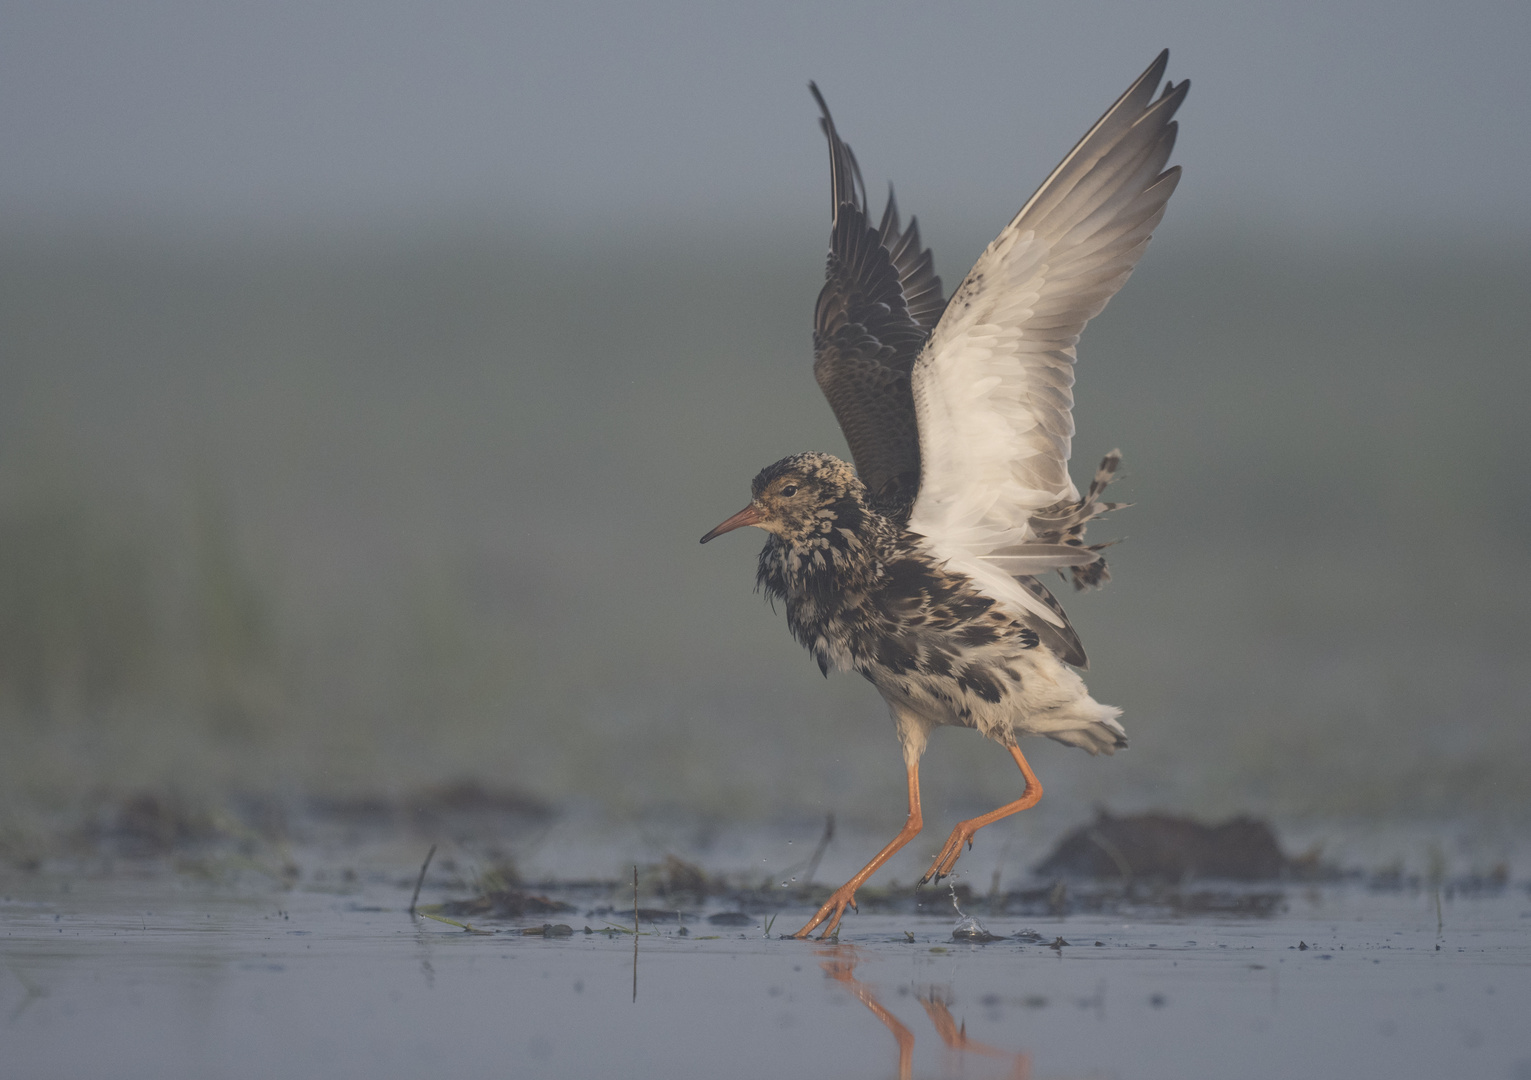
1033;810;1297;881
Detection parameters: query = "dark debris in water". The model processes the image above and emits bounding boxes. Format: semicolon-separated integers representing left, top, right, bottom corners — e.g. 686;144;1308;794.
438;889;573;919
605;908;694;923
436;852;1296;924
992;880;1286;919
519;923;574;937
707;911;755;926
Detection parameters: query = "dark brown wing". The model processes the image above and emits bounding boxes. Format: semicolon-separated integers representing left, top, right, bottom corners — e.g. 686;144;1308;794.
809;83;945;523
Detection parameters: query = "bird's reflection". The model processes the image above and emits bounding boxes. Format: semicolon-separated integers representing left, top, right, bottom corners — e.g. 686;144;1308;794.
816;946;1031;1080
819;947;915;1071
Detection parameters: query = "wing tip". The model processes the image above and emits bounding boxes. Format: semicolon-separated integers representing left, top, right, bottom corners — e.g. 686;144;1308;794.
1147;47;1191;98
810;82;869;221
1125;49;1170;110
807;80;830;119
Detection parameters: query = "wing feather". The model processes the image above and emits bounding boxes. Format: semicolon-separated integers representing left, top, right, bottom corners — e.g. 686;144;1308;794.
808;84;947;521
906;51;1188;652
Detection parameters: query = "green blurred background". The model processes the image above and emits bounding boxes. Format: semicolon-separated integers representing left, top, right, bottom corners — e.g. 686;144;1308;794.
1;1;1527;830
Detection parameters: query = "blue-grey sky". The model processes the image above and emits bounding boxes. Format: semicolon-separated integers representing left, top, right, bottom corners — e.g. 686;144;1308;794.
2;0;1528;240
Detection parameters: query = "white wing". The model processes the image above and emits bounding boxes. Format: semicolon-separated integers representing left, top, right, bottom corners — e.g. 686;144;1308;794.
907;51;1188;627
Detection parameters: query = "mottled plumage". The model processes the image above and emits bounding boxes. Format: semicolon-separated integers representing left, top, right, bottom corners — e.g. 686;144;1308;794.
703;52;1188;939
748;453;1122;756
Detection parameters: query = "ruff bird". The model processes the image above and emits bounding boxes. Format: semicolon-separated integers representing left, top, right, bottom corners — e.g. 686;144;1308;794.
701;51;1188;939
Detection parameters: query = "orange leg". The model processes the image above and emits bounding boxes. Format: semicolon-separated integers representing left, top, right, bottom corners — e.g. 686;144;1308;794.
792;759;923;939
920;742;1042;885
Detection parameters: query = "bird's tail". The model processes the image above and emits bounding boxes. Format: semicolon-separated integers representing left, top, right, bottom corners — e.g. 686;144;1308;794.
1033;701;1128;756
1011;654;1128;754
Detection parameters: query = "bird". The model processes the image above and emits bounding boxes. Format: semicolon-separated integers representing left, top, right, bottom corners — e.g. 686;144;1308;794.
700;51;1188;939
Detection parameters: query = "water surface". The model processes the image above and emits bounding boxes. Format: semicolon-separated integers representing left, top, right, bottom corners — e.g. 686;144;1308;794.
5;850;1528;1079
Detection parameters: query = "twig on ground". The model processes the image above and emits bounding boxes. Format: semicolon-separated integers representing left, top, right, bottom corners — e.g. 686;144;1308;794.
408;843;437;916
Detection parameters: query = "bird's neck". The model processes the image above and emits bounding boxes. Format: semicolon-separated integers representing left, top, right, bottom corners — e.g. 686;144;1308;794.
754;499;891;612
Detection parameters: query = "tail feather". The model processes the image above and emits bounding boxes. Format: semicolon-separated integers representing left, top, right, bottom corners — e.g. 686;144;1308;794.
1013;660;1128;755
1037;704;1128;755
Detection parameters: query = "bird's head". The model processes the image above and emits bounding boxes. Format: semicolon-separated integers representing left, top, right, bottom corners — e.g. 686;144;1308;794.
700;452;866;546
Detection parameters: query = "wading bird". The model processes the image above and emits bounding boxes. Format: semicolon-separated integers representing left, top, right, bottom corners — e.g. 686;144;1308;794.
701;51;1187;939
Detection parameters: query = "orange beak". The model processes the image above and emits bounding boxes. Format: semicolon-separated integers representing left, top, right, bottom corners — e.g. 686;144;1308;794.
700;502;764;543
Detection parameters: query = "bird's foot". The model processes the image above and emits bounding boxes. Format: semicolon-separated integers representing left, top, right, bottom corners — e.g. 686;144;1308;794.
790;883;859;939
919;824;977;885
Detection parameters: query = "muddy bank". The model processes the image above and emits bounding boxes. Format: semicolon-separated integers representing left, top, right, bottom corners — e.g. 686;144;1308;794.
7;792;1517;915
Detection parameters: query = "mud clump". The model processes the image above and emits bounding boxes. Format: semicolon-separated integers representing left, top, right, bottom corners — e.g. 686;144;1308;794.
438;889;574;919
1034;811;1290;882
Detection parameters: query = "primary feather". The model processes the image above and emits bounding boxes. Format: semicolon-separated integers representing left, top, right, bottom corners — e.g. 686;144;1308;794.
809;82;946;523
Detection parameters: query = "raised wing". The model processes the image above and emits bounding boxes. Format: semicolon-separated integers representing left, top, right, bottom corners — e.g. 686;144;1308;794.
907;50;1188;644
810;83;946;522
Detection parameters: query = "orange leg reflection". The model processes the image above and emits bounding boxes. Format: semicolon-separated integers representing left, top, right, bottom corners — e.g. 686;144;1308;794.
818;947;915;1080
922;743;1042;884
792;759;923;939
919;992;1032;1080
817;946;1031;1080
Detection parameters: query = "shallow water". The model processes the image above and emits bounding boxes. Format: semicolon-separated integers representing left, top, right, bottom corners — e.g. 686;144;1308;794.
5;852;1529;1080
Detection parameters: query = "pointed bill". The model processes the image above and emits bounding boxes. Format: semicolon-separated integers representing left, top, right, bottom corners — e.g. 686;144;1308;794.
700;503;764;543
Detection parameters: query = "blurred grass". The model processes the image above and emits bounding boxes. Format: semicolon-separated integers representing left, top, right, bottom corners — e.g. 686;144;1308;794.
0;481;155;719
190;490;282;739
0;223;1526;828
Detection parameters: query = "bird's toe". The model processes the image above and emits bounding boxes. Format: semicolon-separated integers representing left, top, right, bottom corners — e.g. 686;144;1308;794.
792;884;858;939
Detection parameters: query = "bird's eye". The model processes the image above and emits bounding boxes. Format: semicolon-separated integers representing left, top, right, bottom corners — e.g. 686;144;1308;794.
780;484;798;497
